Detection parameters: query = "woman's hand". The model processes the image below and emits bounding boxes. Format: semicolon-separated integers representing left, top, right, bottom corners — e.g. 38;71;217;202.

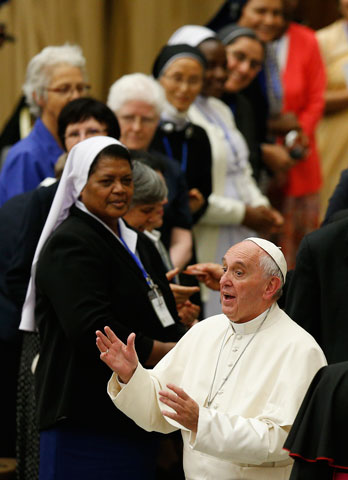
96;326;138;383
183;263;223;291
261;143;296;174
188;188;205;213
242;205;284;234
178;300;200;327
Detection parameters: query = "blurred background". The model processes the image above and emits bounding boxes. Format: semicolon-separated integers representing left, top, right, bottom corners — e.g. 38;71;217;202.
0;0;340;132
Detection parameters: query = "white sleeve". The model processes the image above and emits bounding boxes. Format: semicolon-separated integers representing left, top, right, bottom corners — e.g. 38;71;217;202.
199;165;270;226
190;407;290;464
108;364;177;434
199;193;247;225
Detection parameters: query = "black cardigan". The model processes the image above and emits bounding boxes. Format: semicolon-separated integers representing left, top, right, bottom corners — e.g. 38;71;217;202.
35;206;185;434
151;122;212;224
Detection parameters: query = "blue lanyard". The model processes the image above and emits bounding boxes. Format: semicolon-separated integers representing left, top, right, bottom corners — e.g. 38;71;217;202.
265;45;282;102
118;232;155;288
196;97;241;163
162;136;188;173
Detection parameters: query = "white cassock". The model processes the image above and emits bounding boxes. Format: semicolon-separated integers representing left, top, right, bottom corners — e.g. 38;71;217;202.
108;303;326;480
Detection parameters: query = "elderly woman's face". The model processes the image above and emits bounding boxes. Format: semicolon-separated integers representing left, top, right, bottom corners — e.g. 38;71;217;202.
37;64;87;127
159;57;203;112
125;199;167;232
238;0;283;43
80;156;133;229
117;100;159;150
225;37;264;92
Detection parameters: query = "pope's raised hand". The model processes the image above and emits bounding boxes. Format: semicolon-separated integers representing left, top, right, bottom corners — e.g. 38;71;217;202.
96;326;138;383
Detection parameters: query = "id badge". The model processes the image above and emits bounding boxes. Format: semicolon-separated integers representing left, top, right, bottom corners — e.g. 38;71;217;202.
148;289;175;327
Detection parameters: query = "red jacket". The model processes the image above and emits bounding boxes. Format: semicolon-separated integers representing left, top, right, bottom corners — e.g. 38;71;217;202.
282;22;326;197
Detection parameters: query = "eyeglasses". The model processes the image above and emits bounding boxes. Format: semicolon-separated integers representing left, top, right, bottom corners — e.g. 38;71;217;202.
161;74;202;88
227;50;263;72
46;84;91;97
118;114;158;126
65;127;108;140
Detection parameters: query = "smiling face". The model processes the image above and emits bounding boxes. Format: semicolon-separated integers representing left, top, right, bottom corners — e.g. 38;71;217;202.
225;36;264;92
159;57;204;112
219;241;279;323
238;0;284;43
80;156;133;231
198;39;228;98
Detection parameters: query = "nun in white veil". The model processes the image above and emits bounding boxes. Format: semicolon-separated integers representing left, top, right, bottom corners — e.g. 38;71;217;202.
21;136;184;480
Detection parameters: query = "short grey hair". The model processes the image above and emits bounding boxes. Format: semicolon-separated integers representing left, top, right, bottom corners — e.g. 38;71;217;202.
107;73;165;115
131;160;167;207
23;44;87;117
259;252;284;300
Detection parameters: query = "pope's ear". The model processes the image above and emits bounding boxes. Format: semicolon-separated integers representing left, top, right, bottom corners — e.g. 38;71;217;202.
263;276;282;300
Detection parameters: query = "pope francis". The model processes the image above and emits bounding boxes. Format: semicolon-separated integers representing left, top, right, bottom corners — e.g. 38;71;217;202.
96;237;326;480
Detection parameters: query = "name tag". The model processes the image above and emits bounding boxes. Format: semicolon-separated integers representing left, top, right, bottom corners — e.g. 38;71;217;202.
148;289;175;327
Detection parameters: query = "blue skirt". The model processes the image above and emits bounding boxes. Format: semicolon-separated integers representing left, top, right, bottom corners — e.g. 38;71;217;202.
39;425;160;480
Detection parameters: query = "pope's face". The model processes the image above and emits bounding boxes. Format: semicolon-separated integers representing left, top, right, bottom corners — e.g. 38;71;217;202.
220;241;271;323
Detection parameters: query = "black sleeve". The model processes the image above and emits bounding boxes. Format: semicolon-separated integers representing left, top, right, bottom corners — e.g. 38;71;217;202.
322;169;348;226
36;230;156;363
191;126;212;224
284;236;321;345
6;184;57;308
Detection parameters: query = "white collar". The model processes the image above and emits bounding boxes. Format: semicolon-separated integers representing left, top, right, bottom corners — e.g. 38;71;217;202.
75;200;137;253
161;100;190;130
229;304;275;335
144;229;161;243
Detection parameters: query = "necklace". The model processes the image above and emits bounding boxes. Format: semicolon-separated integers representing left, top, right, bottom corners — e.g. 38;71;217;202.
206;308;271;407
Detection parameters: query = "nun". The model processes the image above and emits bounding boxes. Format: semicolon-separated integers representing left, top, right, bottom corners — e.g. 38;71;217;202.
150;43;212;225
168;25;283;317
20;136;186;480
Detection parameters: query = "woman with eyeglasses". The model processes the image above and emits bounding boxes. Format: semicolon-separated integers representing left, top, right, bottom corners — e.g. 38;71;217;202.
150;44;212;225
168;25;284;317
0;44;89;205
19;136;186;480
218;24;266;182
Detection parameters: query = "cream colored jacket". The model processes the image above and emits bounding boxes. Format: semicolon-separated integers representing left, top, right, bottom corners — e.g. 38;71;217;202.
188;96;269;267
108;304;326;480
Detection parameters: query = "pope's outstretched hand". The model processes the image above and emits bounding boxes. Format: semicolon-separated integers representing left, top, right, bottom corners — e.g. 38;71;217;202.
96;326;138;383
